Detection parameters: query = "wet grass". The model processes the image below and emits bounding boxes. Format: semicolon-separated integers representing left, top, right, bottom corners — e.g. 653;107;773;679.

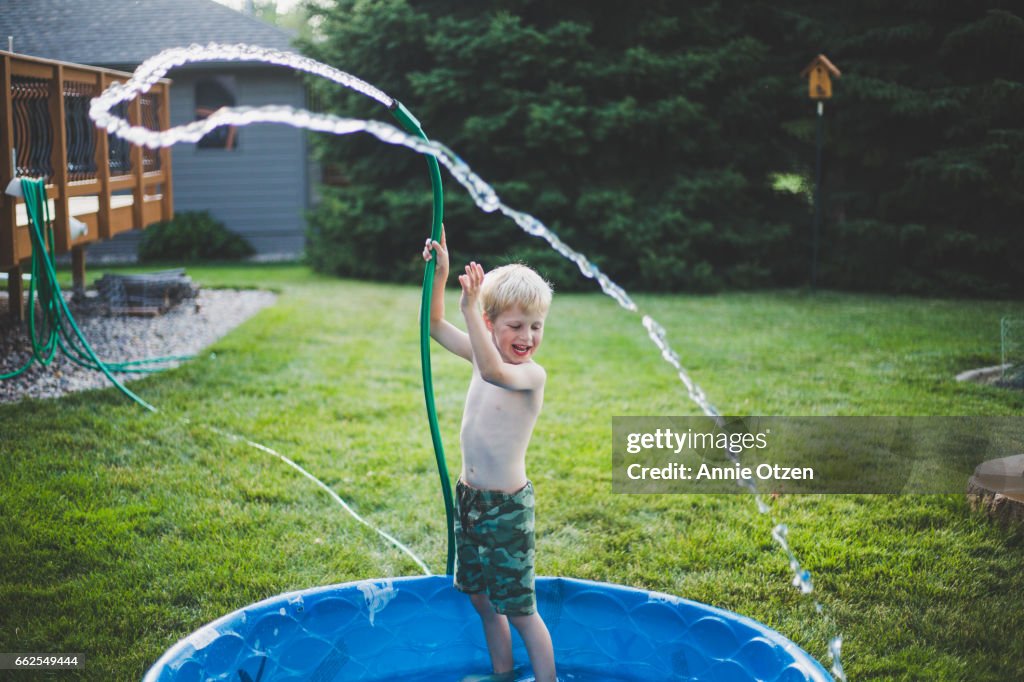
1;263;1022;681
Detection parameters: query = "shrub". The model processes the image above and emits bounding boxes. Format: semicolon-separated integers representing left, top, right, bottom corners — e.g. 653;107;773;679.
138;211;254;263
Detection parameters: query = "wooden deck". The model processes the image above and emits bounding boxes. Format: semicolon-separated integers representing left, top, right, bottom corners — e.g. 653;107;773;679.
11;191;166;252
0;50;173;317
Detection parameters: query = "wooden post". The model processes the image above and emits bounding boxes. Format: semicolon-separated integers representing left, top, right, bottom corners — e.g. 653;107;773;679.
95;73;112;240
71;244;85;300
49;64;71;254
157;84;174;222
0;54;22;320
6;266;23;320
129;94;145;230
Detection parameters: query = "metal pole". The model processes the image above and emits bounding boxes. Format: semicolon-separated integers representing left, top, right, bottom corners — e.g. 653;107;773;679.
812;100;823;289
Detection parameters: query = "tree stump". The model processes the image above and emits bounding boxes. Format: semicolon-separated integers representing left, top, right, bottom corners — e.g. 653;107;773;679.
967;454;1024;525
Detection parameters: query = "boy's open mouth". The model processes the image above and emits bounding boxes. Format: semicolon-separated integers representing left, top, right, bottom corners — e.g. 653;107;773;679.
511;344;531;356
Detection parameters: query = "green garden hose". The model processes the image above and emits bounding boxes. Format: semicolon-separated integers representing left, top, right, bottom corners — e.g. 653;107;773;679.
388;100;455;576
0;178;192;411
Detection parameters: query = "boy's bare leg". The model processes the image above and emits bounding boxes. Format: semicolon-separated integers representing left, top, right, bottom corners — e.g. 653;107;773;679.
509;612;555;682
468;593;514;676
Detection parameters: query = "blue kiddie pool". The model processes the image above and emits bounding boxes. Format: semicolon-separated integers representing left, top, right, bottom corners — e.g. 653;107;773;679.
144;575;831;681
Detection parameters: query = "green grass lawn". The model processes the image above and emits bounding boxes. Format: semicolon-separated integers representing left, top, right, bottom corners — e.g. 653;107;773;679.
2;263;1022;681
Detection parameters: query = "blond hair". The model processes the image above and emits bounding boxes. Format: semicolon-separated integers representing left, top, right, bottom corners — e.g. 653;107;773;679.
480;263;552;322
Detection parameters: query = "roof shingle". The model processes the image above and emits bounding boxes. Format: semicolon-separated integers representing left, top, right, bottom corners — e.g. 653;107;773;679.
0;0;296;68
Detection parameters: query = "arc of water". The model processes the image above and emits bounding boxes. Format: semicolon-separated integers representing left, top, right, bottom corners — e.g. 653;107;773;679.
201;423;432;576
91;43;845;681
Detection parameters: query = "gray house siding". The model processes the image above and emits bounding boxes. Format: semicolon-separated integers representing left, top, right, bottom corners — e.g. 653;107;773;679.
171;67;309;258
1;0;315;264
84;65;310;263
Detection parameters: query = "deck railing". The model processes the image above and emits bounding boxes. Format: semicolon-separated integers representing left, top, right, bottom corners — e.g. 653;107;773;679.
0;50;173;317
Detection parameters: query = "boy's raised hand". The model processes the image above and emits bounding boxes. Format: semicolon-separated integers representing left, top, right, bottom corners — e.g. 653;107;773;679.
458;261;485;312
422;224;449;278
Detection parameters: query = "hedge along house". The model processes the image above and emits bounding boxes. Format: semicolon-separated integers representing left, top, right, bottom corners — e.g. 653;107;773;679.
0;0;313;262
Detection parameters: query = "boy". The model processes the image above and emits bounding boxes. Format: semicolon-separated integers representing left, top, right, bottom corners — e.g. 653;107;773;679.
422;228;556;682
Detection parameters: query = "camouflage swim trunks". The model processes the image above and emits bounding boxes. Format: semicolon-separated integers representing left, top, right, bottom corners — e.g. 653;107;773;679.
454;479;536;616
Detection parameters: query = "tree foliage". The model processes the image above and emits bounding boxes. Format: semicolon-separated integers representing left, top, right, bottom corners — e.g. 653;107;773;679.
300;1;1023;296
785;1;1024;296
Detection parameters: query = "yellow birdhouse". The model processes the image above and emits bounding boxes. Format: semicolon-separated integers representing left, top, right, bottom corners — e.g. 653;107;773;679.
800;54;841;100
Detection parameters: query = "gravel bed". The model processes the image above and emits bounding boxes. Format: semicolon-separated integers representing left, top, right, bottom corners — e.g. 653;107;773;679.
0;288;277;405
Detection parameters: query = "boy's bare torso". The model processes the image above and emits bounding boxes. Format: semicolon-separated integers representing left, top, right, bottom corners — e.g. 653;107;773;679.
460;366;544;493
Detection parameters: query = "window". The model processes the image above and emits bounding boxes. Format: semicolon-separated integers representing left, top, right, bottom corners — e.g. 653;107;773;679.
195;76;239;150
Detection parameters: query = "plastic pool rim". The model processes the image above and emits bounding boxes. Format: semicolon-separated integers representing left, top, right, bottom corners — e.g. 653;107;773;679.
144;574;832;681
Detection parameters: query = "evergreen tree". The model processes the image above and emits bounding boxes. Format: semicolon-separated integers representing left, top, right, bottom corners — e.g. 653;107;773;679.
780;0;1024;295
299;0;1023;296
300;0;807;291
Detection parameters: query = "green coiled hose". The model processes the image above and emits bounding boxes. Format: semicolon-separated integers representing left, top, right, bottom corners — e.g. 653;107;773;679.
0;178;192;411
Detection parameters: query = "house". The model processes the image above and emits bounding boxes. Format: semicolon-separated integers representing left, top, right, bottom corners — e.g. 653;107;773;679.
0;0;314;260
